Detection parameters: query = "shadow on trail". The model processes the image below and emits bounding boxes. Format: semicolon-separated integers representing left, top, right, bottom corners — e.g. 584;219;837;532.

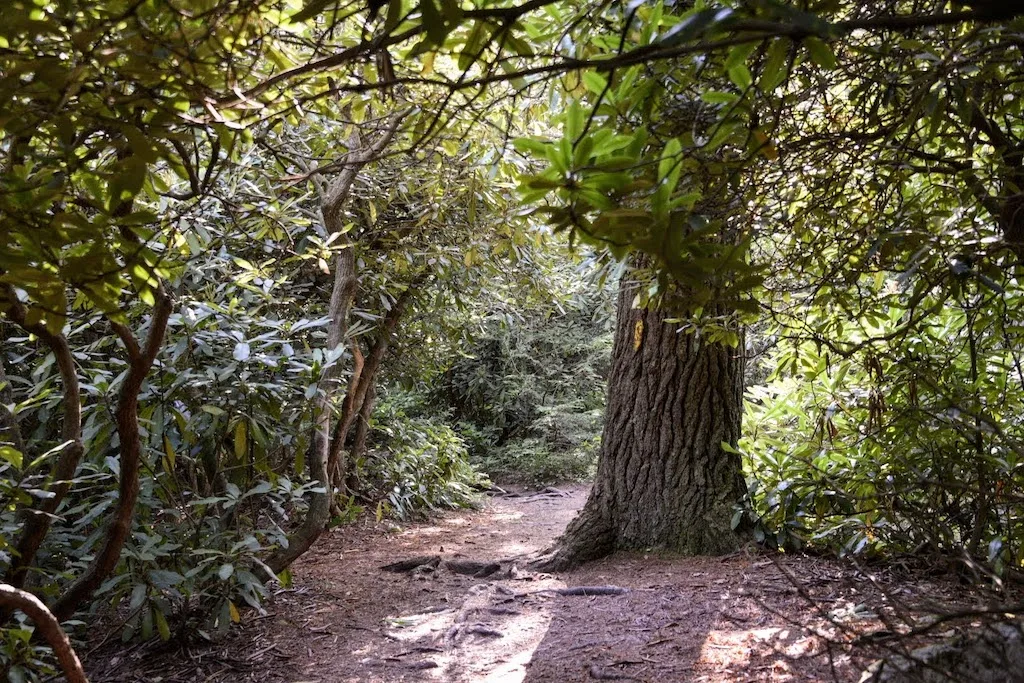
520;554;849;682
82;484;873;682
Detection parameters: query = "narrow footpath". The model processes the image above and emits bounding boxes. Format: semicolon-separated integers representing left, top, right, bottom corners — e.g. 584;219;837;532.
89;485;987;682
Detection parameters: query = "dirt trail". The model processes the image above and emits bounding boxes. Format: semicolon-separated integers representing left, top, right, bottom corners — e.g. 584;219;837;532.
89;485;992;682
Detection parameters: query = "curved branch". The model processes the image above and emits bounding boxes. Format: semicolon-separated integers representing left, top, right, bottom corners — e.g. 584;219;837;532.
52;285;173;621
1;284;85;590
222;0;563;107
219;5;1022;111
0;583;88;683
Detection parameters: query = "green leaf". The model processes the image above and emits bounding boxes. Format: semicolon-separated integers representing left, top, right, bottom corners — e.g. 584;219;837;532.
148;569;184;589
142;607;153;640
565;100;585;141
218;600;231;633
153;607;172;641
760;38;790;91
731;508;744;530
725;43;756;71
701;91;740;105
234;420;247;461
289;0;336;24
804;37;837;70
657;8;734;47
0;445;22;469
513;137;551;156
582;71;608;95
420;0;448;46
459;21;486;71
277;567;293;587
129;583;147;611
107;156;148;211
233;341;251;361
384;0;404;31
437;0;463;25
185;232;203;256
727;63;752;90
162;435;175;471
657;138;682;186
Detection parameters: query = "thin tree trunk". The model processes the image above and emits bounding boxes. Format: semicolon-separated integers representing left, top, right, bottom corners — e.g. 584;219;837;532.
265;113;402;575
535;274;747;570
328;285;414;489
1;286;84;591
347;382;376;492
53;287;172;621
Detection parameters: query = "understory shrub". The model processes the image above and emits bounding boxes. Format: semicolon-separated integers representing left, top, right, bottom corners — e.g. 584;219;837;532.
437;294;613;484
481;403;603;483
736;293;1024;577
353;390;488;519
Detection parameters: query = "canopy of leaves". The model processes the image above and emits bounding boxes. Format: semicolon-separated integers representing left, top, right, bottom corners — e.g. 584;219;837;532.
3;0;1024;678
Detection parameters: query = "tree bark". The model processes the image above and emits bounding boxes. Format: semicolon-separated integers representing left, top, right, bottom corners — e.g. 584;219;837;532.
328;285;414;489
1;286;85;591
53;286;172;621
347;382;376;491
535;273;747;570
0;583;88;683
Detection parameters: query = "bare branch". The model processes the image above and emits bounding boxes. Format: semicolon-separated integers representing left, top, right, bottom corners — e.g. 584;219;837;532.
0;583;89;683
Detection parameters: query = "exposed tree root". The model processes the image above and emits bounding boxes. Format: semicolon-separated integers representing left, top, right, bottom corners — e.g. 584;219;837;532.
506;486;573;503
551;585;629;596
381;555;441;572
444;560;501;577
530;503;617;572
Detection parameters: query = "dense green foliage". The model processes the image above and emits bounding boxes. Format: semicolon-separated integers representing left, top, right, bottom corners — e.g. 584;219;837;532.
510;1;1024;575
740;288;1024;569
438;283;614;482
2;0;1024;678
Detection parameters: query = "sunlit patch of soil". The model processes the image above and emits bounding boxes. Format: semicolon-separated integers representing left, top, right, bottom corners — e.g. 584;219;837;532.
86;484;1009;683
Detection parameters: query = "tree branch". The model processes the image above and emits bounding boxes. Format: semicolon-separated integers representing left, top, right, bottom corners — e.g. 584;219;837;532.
217;5;1023;111
1;284;85;590
0;583;88;683
52;285;173;621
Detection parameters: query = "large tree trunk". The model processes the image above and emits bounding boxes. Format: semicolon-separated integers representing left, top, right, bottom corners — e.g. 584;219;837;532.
535;274;747;570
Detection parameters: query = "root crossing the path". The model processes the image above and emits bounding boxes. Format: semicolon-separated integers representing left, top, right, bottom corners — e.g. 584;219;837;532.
84;483;1020;682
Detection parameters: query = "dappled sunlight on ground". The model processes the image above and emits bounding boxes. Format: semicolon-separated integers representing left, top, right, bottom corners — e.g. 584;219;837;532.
86;483;1003;682
698;625;823;681
405;582;562;682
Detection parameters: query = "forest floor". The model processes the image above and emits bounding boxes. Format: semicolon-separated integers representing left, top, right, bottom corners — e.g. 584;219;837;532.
87;484;1008;682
